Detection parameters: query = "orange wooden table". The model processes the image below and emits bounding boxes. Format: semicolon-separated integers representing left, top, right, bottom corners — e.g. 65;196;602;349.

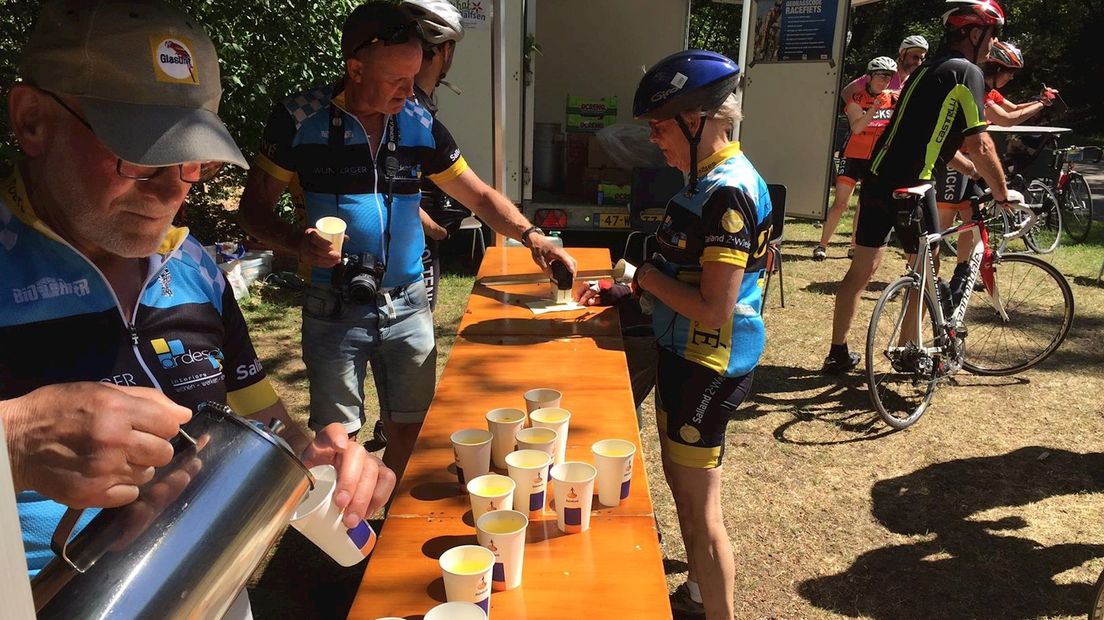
348;248;671;619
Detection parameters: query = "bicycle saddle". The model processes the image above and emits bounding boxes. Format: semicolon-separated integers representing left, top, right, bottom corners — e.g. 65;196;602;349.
893;184;933;199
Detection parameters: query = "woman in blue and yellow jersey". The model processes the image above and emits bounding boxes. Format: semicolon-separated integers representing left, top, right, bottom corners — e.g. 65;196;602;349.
577;50;771;619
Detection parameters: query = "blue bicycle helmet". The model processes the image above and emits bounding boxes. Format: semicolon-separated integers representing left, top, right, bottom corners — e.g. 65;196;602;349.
633;50;740;120
634;50;740;194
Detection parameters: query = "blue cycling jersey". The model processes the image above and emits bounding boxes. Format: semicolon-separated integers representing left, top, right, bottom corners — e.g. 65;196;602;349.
0;159;279;574
650;143;772;378
255;83;468;289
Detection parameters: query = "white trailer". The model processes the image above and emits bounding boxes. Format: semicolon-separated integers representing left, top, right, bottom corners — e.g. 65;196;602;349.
437;0;875;240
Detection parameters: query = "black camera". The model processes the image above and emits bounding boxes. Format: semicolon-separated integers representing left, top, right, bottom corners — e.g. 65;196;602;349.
332;252;386;304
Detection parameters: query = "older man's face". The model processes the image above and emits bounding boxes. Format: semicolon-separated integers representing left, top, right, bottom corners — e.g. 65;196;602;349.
32;92;191;259
347;41;423;116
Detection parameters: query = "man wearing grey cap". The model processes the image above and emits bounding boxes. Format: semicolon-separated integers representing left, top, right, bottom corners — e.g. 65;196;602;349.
0;0;396;592
240;1;576;479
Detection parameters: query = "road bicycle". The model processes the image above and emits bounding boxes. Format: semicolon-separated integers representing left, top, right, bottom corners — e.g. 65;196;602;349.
865;185;1074;429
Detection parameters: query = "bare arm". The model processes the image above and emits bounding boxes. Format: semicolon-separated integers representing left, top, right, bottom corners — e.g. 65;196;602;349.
238;169;340;268
962;131;1008;201
840;77;862;105
947;151;980;179
420;208;449;241
845;100;880;134
985;99;1046;127
635;261;744;330
436;168;577;274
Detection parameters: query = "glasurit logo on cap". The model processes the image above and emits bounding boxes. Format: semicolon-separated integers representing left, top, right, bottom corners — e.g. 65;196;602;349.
150;36;199;84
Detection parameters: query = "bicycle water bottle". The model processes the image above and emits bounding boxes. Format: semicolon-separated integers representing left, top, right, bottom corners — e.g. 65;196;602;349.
936;278;954;319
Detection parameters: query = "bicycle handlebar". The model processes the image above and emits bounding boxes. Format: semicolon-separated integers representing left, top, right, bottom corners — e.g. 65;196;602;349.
973;189;1035;242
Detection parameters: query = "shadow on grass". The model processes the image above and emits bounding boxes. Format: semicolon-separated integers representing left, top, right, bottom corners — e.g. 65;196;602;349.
799;447;1104;619
753;364;894;444
1073;275;1104;288
249;527;370;620
803;279;891;297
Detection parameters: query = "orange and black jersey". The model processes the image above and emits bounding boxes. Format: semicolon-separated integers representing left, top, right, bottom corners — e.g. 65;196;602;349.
868;52;988;188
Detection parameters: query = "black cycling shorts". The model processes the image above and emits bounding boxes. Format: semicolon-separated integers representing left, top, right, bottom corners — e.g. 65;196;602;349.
936;165;981;207
655;347;754;469
838;158;871;187
854;181;939;253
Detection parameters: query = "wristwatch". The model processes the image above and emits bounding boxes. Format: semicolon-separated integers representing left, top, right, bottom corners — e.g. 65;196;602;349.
520;226;545;248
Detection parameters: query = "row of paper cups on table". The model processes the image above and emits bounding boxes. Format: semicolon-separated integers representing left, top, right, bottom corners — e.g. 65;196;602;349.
437;388;637;615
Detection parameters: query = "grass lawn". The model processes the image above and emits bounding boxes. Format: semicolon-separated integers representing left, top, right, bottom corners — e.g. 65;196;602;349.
244;212;1104;619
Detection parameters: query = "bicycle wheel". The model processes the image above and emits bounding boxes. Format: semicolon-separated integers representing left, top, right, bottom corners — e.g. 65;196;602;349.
1090;566;1104;620
962;253;1074;375
866;277;941;429
1062;172;1094;243
1022;181;1062;254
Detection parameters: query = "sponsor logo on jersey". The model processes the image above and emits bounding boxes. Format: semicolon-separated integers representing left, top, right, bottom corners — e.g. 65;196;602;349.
151;36;199;84
151;337;223;370
721;209;745;234
678;424;701;444
12;277;91;304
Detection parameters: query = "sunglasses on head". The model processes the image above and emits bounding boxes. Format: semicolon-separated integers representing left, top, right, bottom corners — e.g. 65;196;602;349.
351;20;423;56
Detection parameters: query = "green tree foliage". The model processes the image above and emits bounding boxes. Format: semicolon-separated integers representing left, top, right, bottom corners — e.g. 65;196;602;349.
687;0;1101;135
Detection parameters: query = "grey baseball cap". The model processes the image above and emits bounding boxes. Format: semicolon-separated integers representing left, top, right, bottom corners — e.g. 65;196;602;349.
20;0;247;169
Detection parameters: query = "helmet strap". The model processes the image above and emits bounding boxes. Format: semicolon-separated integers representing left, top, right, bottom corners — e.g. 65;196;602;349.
676;113;708;196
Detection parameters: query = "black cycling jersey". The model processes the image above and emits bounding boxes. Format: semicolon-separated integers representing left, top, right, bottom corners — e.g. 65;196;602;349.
412;84;471;235
868;51;988;188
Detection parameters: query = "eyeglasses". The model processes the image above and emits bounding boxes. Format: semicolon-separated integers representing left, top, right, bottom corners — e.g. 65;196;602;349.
871;72;895;79
42;90;222;184
350;20;423;56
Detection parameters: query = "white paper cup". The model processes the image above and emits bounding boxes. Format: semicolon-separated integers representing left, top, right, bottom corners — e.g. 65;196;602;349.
550;462;596;534
529;407;571;464
439;545;495;616
466;474;515;522
289;465;377;567
523;388;561;414
475;510;528;591
424;602;488;620
451;429;493;489
591;439;636;507
514;427;557;460
612;259;636;282
315;216;347;255
505;449;552;516
485;408;527;469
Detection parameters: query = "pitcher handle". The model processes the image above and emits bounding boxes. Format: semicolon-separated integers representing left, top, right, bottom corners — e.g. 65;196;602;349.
50;508;92;573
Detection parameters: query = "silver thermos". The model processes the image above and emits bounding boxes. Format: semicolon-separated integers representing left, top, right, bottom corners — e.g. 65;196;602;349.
31;402;314;619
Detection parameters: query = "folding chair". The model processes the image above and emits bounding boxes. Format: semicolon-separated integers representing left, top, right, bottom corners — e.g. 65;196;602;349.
458;215;485;262
761;183;787;315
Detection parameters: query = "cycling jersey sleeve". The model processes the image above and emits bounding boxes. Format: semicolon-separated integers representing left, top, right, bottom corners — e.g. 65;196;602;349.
425;118;469;185
958;63;989;136
699;186;763;269
255;103;297;184
219;280;279;416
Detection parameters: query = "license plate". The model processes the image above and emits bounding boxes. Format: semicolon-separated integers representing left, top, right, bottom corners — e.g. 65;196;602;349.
596;213;630;228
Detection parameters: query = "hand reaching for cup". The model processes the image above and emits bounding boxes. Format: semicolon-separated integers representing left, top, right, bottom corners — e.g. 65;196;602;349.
300;424;397;528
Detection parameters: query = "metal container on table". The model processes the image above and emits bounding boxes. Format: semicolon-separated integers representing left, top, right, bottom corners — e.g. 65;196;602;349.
31;402;314;619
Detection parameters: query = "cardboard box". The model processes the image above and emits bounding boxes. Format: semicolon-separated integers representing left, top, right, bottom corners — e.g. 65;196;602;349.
566;95;618;117
587;138;618;169
566;113;615;133
598;183;630;205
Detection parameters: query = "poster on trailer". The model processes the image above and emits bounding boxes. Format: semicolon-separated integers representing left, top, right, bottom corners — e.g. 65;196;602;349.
752;0;839;64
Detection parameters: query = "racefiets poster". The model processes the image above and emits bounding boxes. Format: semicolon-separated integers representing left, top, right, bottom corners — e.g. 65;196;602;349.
752;0;840;64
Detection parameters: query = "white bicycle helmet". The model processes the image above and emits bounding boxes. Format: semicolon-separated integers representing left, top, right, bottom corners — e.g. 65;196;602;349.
899;35;929;53
867;56;898;74
400;0;464;45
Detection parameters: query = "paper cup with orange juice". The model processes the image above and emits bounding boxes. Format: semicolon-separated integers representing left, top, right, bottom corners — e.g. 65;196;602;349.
529;407;570;464
485;408;526;469
451;429;492;488
550;461;596;534
466;474;515;521
475;509;528;591
523;388;561;414
439;545;495;615
591;439;636;507
505;449;551;515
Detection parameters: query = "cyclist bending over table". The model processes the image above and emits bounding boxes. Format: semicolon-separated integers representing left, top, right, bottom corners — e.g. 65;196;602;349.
815;56;900;261
936;39;1058;288
823;0;1015;374
576;50;771;619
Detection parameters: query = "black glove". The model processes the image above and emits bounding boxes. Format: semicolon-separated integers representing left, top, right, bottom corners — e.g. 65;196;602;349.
596;281;633;305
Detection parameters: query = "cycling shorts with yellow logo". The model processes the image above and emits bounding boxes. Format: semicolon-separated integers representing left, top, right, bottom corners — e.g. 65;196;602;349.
655;348;754;469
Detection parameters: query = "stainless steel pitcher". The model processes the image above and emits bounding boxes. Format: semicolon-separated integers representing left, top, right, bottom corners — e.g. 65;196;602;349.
31;402;314;619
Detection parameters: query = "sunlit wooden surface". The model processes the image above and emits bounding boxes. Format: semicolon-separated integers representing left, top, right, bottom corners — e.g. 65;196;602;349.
348;247;671;619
